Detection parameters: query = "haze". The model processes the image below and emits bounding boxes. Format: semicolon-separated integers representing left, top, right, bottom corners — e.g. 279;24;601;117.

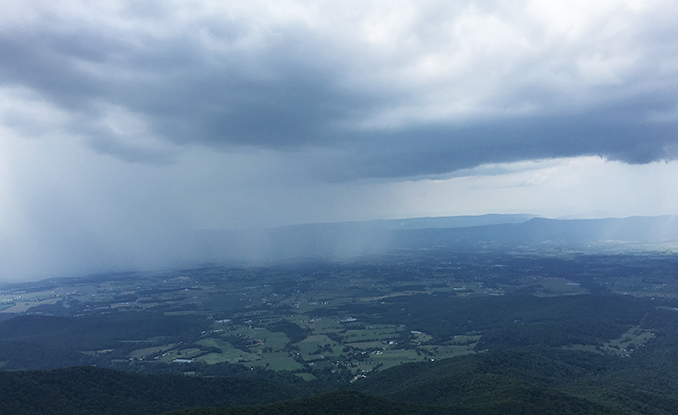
2;0;678;280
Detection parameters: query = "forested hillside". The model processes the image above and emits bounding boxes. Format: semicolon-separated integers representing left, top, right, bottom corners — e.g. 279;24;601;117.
0;366;305;415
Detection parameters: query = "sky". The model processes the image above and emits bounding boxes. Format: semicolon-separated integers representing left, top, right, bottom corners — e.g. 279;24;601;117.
1;0;678;280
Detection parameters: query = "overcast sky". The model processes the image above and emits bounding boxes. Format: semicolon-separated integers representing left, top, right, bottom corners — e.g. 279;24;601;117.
2;0;678;280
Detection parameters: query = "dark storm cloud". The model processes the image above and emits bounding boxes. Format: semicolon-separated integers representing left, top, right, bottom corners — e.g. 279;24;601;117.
1;1;678;179
344;101;678;180
0;23;379;148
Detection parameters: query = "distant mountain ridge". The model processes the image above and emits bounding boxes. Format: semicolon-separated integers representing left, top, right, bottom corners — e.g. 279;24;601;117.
193;215;678;263
391;215;678;249
280;213;538;231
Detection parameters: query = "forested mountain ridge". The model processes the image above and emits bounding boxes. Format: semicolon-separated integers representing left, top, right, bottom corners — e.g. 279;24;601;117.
196;215;678;262
0;366;306;415
161;390;458;415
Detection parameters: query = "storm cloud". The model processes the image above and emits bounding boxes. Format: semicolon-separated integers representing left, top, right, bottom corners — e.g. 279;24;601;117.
2;0;678;280
2;0;678;179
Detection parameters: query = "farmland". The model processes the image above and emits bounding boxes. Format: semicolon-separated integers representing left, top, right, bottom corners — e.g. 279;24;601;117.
1;248;677;378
